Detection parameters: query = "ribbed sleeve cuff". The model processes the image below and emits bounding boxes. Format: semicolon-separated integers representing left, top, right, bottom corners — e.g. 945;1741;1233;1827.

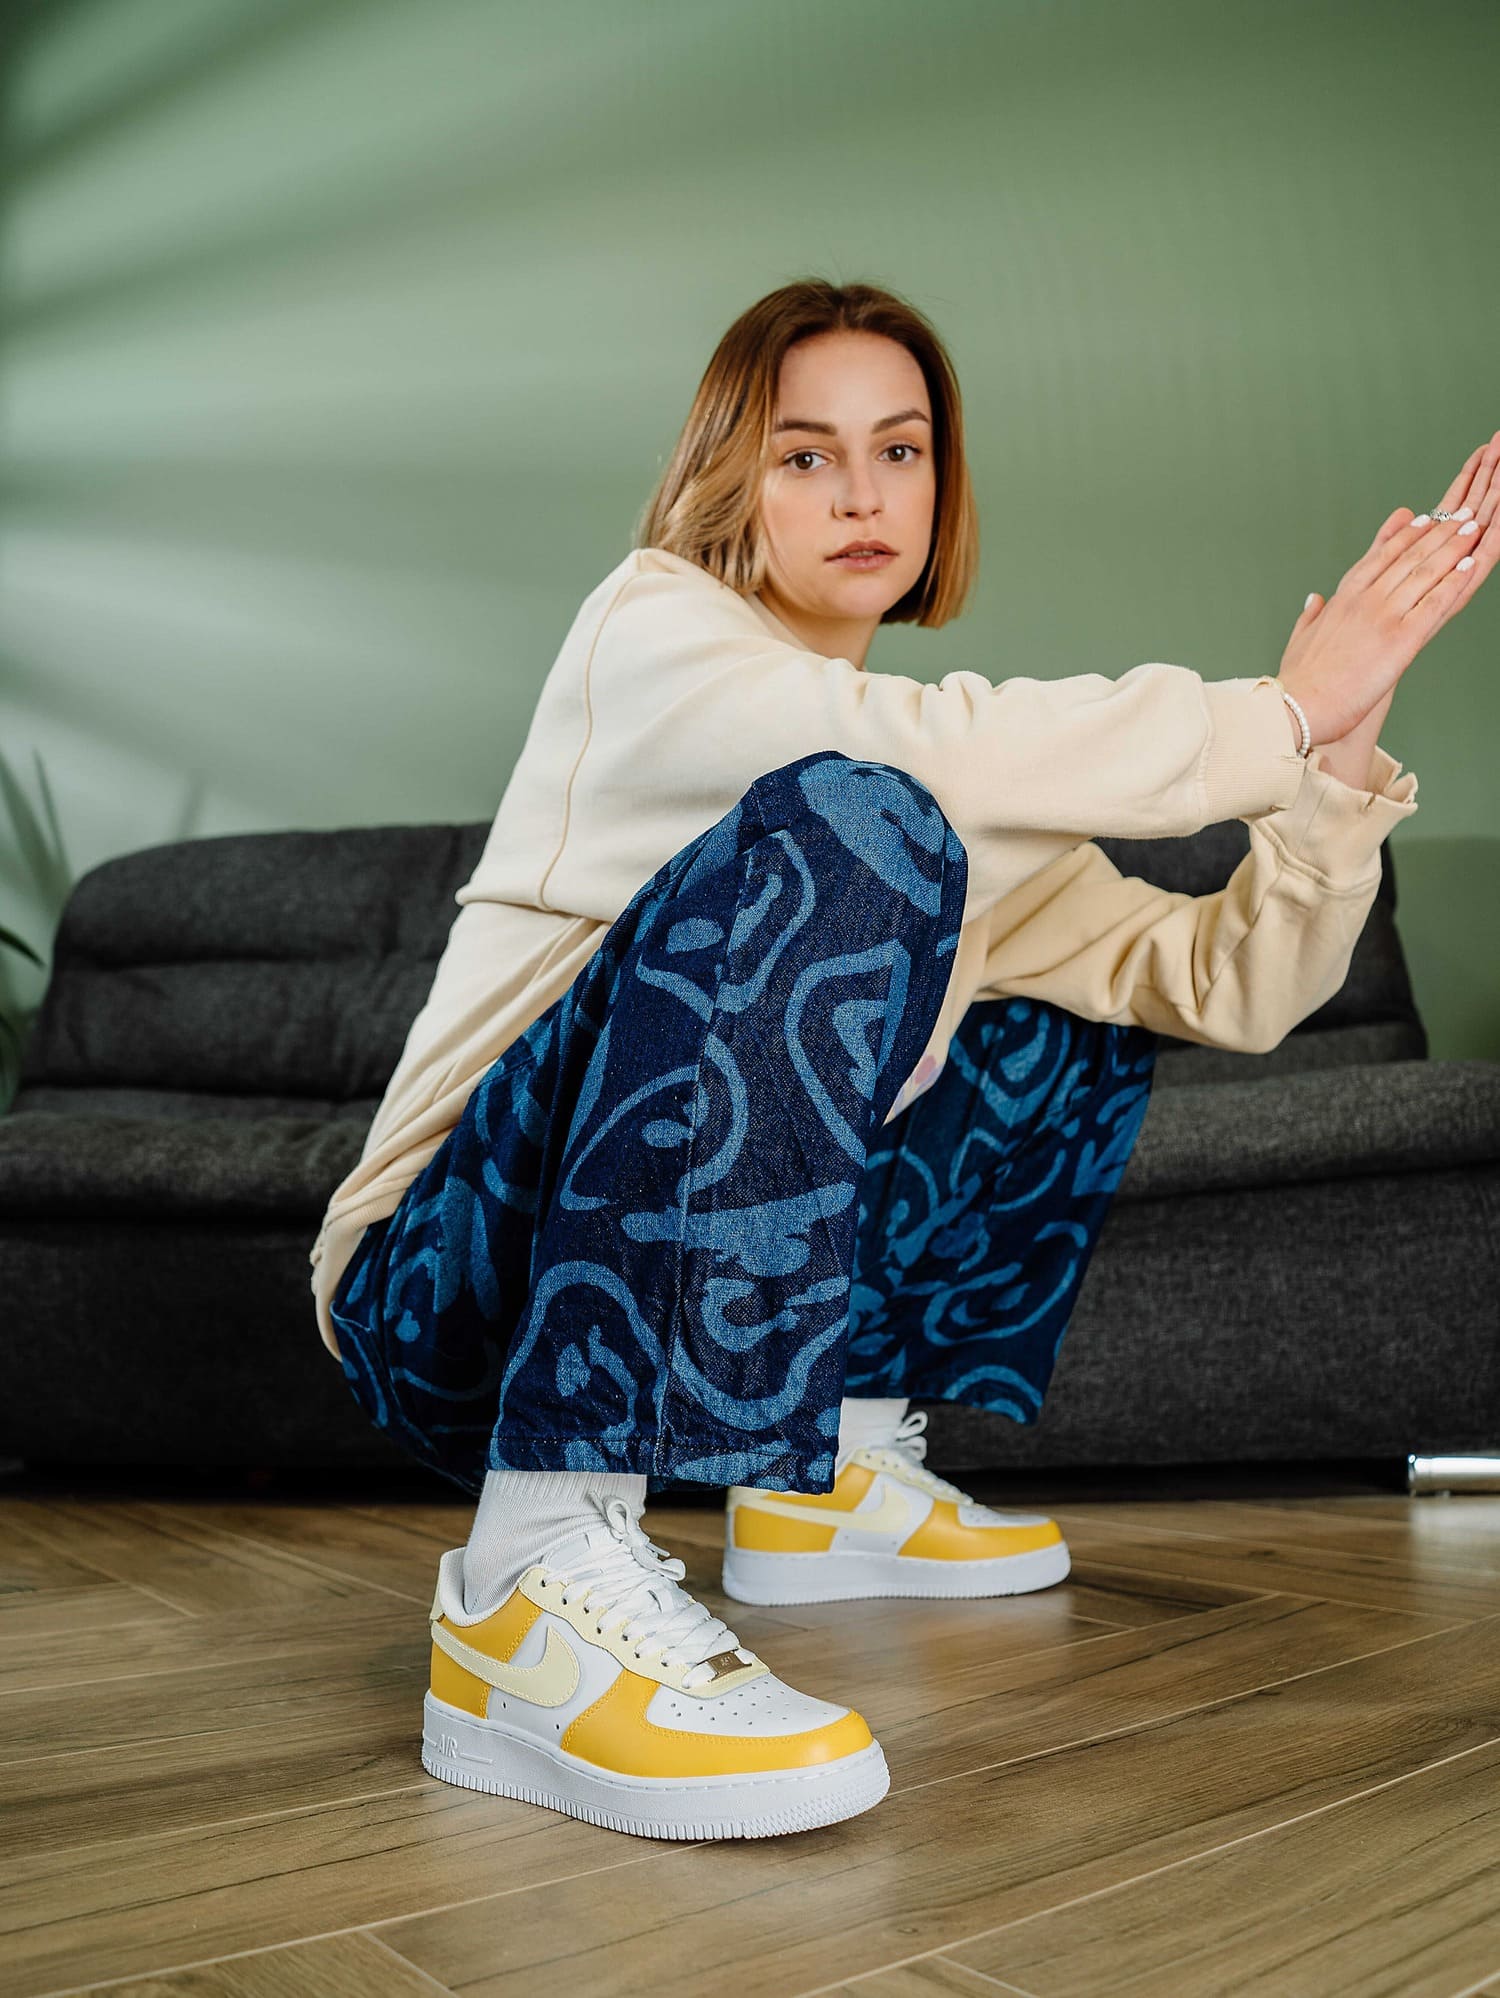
1255;741;1420;888
1199;675;1310;820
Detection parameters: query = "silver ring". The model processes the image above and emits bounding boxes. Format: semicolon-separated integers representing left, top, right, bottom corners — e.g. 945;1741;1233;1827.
1430;509;1456;521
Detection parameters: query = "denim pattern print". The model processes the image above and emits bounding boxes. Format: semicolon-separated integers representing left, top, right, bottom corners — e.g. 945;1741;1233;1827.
330;749;1156;1501
847;996;1159;1422
332;749;965;1499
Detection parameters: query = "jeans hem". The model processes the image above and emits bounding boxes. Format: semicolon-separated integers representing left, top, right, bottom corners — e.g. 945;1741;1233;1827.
486;1432;833;1490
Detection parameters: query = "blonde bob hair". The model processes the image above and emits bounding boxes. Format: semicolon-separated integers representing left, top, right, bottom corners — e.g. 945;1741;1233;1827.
634;277;979;629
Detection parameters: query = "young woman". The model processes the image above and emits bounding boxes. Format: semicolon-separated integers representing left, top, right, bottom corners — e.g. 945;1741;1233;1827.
313;277;1493;1840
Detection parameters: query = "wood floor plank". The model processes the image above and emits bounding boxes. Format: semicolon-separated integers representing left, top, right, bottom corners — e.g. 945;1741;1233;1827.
0;1571;180;1646
1050;1512;1500;1619
836;1957;1029;1996
0;1594;405;1699
1290;1492;1500;1529
0;1607;422;1759
0;1720;423;1870
847;1595;1455;1769
1006;1561;1260;1630
146;1500;468;1606
0;1786;674;1997
89;1928;457;1996
0;1515;186;1641
1047;1494;1500;1575
0;1646;427;1846
3;1498;383;1618
943;1734;1500;1998
376;1617;1499;1998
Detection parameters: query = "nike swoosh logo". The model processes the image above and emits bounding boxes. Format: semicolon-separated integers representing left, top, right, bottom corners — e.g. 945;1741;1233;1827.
740;1484;911;1535
431;1617;582;1706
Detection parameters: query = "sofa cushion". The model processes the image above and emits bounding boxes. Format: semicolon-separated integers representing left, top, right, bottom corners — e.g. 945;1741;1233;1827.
13;823;487;1106
1118;1057;1500;1202
3;1085;381;1122
0;1112;364;1218
3;1059;1494;1221
1151;1019;1425;1089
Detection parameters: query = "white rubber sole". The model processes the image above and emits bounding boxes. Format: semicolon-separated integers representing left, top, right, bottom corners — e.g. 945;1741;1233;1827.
721;1536;1072;1604
421;1691;890;1838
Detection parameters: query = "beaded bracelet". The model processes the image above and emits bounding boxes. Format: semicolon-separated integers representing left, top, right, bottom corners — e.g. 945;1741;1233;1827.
1278;685;1312;760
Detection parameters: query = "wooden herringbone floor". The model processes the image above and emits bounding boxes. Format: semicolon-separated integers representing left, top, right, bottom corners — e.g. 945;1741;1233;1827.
2;1458;1498;1998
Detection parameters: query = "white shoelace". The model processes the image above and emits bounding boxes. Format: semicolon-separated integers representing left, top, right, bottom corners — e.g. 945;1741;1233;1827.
539;1494;743;1690
847;1408;974;1504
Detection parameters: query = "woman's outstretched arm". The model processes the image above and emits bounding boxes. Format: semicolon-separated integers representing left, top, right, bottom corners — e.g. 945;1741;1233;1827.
969;741;1418;1054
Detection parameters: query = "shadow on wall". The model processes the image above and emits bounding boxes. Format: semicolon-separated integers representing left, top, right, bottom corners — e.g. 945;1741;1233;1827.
1393;839;1500;1066
0;748;74;1113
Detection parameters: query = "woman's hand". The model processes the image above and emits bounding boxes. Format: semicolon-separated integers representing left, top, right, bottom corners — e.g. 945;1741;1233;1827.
1277;429;1500;746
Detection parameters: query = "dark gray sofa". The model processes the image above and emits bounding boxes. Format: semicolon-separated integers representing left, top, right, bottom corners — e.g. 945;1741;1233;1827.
2;812;1496;1491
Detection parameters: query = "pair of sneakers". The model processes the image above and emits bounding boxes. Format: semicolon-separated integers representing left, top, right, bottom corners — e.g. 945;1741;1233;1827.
422;1409;1065;1840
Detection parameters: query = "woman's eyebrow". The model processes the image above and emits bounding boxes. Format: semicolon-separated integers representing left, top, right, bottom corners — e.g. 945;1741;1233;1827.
772;408;932;436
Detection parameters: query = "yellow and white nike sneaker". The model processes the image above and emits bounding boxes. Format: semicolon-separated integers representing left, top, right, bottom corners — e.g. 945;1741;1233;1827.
721;1409;1071;1604
422;1492;889;1839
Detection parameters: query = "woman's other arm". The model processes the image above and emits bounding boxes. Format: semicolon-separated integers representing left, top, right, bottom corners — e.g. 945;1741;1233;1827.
970;745;1418;1054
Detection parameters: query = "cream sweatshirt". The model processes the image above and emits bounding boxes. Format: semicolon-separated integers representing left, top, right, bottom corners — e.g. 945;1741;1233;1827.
309;544;1419;1359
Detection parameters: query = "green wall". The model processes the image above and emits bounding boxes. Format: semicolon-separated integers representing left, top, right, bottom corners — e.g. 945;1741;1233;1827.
2;0;1495;1070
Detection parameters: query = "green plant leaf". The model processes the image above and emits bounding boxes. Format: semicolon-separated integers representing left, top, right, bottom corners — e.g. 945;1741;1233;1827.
0;745;73;905
0;922;45;966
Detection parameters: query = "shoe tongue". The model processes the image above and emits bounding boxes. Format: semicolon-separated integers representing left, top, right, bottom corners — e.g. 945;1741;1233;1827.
535;1505;645;1582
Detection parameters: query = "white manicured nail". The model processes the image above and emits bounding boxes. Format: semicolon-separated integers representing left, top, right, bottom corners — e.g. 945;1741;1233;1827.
1412;513;1431;527
1458;519;1479;535
1304;592;1317;611
1457;554;1475;571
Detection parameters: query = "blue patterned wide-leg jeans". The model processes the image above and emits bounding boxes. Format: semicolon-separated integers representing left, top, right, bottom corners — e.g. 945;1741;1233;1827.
330;750;1159;1500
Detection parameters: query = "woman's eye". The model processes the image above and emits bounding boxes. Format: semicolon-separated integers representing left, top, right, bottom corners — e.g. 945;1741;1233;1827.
782;444;922;471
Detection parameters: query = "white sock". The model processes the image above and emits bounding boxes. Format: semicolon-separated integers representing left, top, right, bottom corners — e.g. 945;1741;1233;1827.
461;1467;647;1618
836;1394;909;1462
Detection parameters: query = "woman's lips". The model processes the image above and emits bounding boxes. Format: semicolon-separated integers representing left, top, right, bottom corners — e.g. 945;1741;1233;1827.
829;549;896;569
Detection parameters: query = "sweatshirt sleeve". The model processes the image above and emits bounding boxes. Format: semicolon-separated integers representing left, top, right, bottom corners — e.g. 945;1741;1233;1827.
558;562;1312;924
969;743;1419;1053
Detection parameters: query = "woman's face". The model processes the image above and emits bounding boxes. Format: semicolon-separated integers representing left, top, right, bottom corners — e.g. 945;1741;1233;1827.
756;329;936;664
